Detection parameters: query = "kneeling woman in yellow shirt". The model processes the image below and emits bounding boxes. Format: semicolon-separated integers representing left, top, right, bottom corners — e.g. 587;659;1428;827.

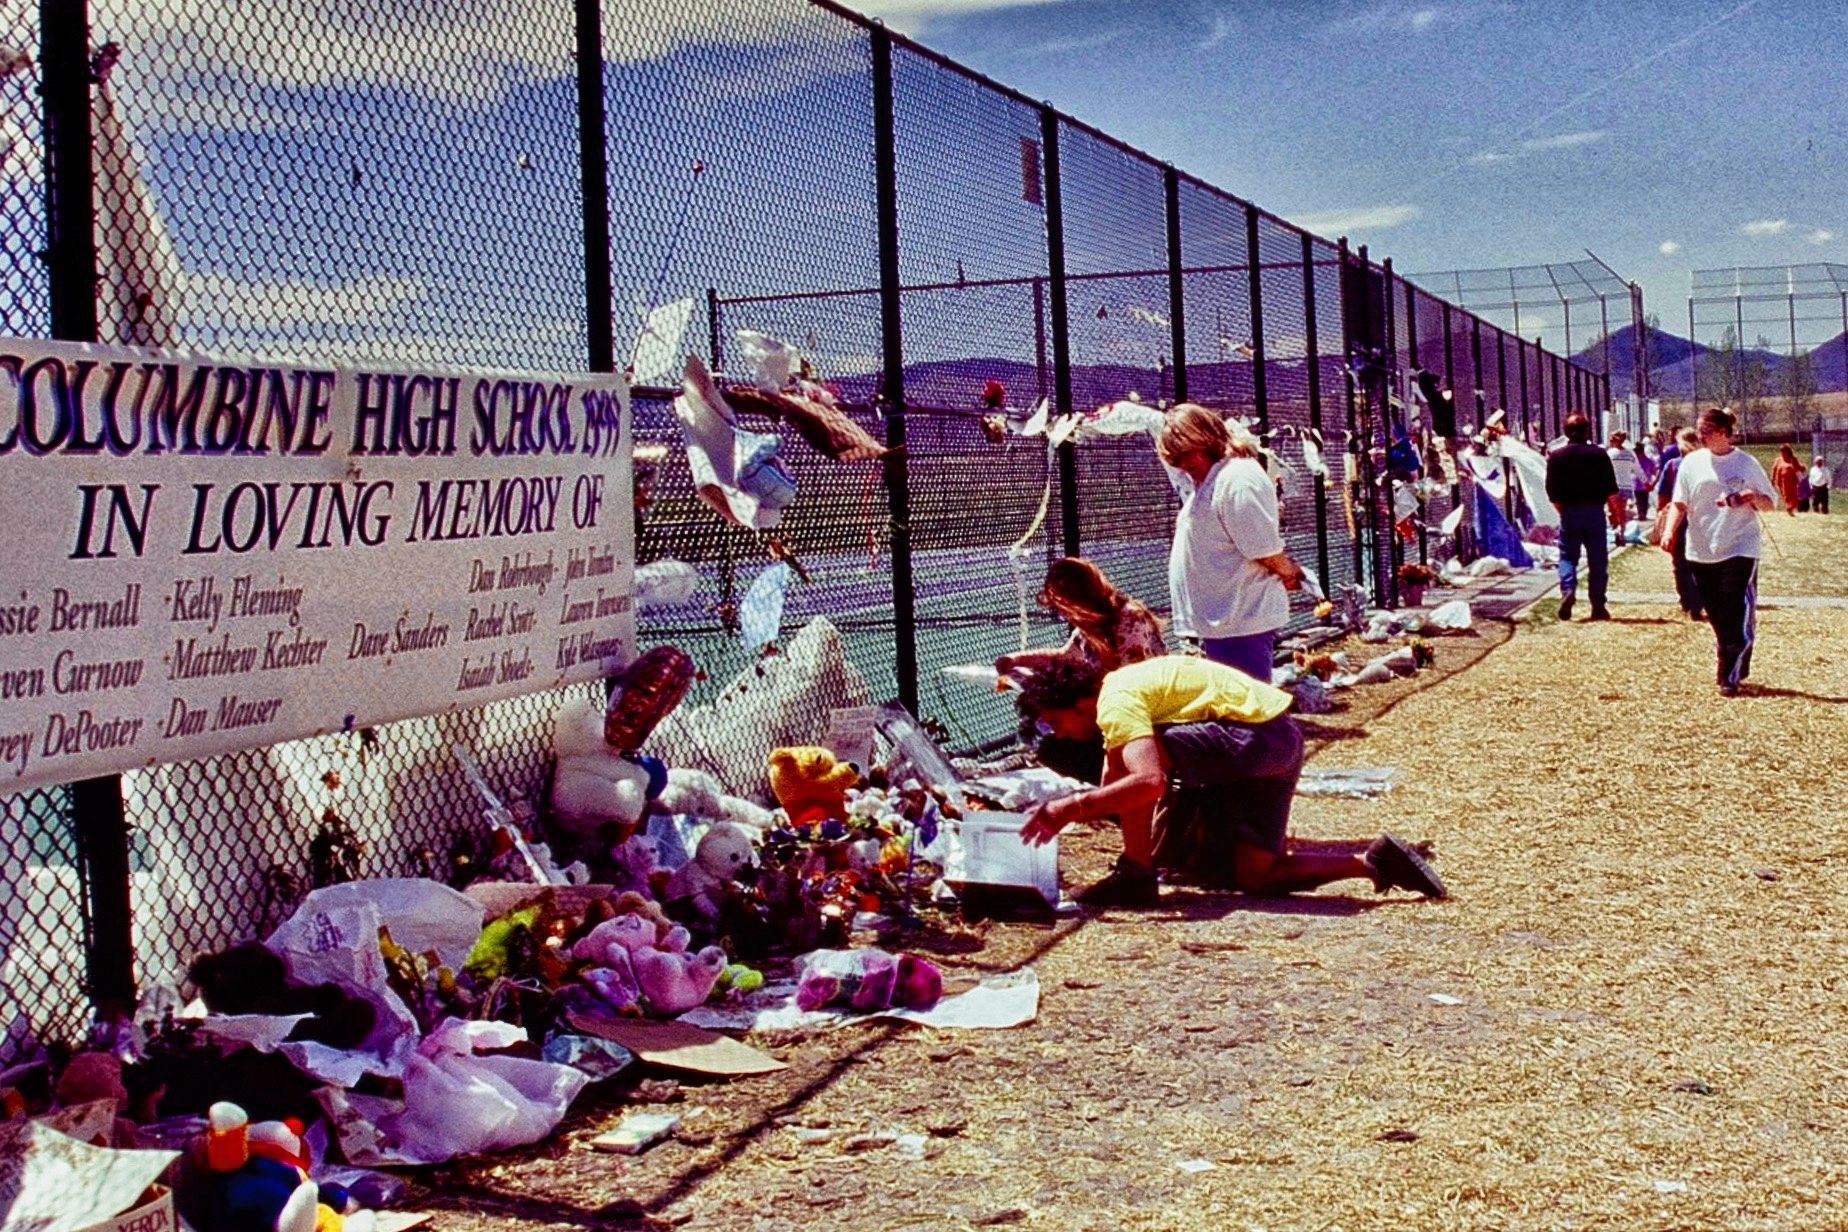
1017;655;1445;909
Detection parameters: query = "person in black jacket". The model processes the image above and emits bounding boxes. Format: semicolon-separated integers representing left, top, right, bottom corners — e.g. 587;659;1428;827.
1544;414;1618;621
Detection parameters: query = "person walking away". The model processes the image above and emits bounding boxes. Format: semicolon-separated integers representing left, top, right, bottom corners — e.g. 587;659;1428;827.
1157;404;1304;683
997;557;1167;677
1633;441;1657;521
1810;455;1832;514
1544;414;1618;621
1656;427;1705;621
1659;407;1773;697
1771;444;1802;516
1607;431;1642;542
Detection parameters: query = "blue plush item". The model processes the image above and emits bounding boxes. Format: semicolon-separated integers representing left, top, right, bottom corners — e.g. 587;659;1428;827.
736;429;798;511
206;1156;309;1232
1386;426;1423;479
634;753;669;803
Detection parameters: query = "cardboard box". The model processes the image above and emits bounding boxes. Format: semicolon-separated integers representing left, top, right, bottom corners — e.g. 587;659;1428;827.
953;812;1057;912
0;1121;180;1232
81;1186;174;1232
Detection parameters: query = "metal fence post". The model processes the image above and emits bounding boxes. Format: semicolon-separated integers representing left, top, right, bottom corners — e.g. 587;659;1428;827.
1496;327;1509;425
871;25;919;715
1380;257;1400;606
1518;334;1530;439
706;287;722;369
1687;298;1699;406
1442;302;1467;559
1402;279;1426;567
1338;238;1365;590
1040;107;1079;558
43;0;136;1019
575;0;615;376
1164;167;1187;404
1301;232;1329;588
1245;205;1268;435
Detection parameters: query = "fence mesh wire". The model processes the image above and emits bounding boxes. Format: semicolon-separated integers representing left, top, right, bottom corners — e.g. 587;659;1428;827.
0;0;1601;1041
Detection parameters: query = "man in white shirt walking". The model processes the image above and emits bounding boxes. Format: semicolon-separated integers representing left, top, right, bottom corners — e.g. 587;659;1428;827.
1810;455;1832;515
1157;405;1304;684
1659;408;1774;697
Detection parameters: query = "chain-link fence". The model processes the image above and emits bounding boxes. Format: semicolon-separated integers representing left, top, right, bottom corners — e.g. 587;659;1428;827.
0;0;1603;1043
1686;266;1848;441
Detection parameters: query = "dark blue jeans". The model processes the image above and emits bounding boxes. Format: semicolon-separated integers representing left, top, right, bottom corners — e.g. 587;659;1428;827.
1689;556;1757;688
1557;504;1609;609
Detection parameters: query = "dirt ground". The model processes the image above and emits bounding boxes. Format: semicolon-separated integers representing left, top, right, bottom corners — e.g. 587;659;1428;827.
408;522;1848;1232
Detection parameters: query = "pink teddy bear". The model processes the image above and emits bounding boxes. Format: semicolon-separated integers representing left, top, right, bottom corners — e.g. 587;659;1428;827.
573;911;726;1015
573;913;658;1013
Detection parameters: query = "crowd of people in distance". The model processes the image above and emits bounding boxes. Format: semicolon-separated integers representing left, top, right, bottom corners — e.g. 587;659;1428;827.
1547;406;1819;698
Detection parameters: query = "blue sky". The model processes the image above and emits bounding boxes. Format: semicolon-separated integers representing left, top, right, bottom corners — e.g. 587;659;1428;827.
18;0;1837;379
874;0;1845;340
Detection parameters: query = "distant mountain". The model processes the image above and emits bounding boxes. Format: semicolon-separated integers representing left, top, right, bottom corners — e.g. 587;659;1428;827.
1574;323;1794;400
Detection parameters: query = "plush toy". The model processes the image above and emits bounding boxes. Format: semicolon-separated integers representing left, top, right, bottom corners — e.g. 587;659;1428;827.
608;834;663;898
187;943;377;1051
572;912;659;966
795;949;943;1014
630;930;728;1015
664;822;756;921
198;1103;374;1232
767;747;859;826
655;768;777;833
550;699;665;842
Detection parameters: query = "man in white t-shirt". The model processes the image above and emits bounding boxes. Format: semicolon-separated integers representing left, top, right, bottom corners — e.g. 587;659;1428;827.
1810;455;1832;515
1660;407;1774;697
1157;405;1304;683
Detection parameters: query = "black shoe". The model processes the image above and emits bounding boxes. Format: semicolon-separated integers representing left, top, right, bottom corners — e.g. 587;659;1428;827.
1077;857;1161;908
1720;683;1740;698
1366;834;1448;899
1589;607;1611;621
1556;596;1575;621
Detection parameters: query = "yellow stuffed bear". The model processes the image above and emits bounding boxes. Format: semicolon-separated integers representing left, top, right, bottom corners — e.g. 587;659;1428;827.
767;746;859;826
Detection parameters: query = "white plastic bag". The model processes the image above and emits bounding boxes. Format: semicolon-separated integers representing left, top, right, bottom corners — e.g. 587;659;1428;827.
1428;599;1472;631
327;1020;589;1165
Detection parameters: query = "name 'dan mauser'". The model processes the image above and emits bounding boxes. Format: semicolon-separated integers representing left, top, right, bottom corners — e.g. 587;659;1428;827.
162;693;284;738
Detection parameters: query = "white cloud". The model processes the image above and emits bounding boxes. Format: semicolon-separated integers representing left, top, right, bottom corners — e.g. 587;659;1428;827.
1292;204;1420;233
1020;28;1125;56
1520;129;1607;151
1808;228;1835;245
1659;241;1681;256
1741;218;1791;236
1196;9;1236;50
86;0;1070;107
1325;2;1494;35
1468;150;1513;165
182;273;429;328
856;0;1070;34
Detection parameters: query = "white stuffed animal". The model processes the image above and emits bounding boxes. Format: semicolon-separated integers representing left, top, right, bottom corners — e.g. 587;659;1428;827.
664;822;756;921
654;767;777;833
550;699;651;839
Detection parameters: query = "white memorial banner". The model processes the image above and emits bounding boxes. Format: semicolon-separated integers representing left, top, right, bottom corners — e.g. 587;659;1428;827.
0;338;636;791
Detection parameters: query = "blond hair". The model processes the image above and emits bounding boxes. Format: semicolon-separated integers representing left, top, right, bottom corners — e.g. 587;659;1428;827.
1158;403;1232;466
